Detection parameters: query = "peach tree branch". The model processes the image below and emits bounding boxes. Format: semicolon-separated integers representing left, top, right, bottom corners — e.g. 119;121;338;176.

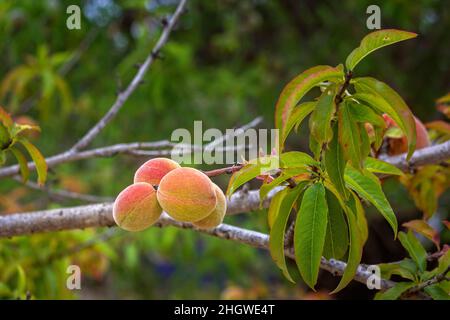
69;0;188;152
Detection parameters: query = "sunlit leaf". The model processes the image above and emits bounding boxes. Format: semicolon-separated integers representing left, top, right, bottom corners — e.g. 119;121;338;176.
364;157;403;176
280;151;318;168
345;29;417;71
226;156;279;196
268;188;289;229
294;182;328;289
260;167;308;202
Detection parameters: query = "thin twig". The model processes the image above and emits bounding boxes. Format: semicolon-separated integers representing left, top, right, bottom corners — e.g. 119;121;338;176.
69;0;188;152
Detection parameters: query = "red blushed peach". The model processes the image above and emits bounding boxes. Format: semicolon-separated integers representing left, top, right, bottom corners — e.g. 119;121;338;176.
157;167;217;222
193;184;227;229
113;182;162;232
382;114;431;155
134;158;180;185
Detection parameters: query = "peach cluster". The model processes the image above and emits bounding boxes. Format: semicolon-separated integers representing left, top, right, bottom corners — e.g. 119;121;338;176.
113;158;227;232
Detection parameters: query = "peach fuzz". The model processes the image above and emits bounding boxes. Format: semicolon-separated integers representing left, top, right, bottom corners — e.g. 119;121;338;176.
193;184;227;229
113;182;162;232
134;157;180;185
157;167;217;222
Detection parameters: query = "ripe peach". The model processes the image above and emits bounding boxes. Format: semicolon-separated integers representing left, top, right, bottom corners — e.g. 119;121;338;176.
113;182;162;232
193;184;227;229
157;167;217;222
383;114;431;155
134;158;181;185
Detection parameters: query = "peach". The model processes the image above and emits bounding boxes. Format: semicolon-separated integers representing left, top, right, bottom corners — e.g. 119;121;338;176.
193;184;227;229
383;114;430;155
113;182;162;232
157;167;217;222
134;157;180;185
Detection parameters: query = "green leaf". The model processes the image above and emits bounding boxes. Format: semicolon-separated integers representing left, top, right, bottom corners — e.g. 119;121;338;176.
338;101;362;169
345;29;417;71
0;122;10;148
282;101;316;146
374;282;416;300
346;100;386;128
268;188;289;229
359;123;371;164
275;65;344;134
294;182;328;289
309;135;321;160
280;151;318;168
331;195;363;293
364;157;404;176
269;183;306;283
353;77;416;159
349;190;368;246
345;166;398;236
226;156;279;196
379;259;417;281
398;231;427;272
324;123;349;199
260;167;308;201
323;190;348;260
424;285;450;300
10;147;30;182
17;137;47;185
309;86;336;146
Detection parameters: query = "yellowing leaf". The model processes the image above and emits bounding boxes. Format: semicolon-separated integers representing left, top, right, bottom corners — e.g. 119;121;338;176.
17;137;47;185
403;220;440;250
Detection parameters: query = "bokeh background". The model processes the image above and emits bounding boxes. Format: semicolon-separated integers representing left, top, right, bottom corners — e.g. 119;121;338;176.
0;0;449;299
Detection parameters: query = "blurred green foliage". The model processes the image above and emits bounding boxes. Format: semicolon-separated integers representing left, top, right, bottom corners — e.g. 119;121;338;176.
0;0;449;299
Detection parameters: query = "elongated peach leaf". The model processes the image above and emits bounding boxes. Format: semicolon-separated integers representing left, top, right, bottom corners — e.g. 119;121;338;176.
345;29;417;71
294;182;328;290
275;65;344;135
10;146;30;182
353;77;416;159
269;183;306;283
17;138;47;185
